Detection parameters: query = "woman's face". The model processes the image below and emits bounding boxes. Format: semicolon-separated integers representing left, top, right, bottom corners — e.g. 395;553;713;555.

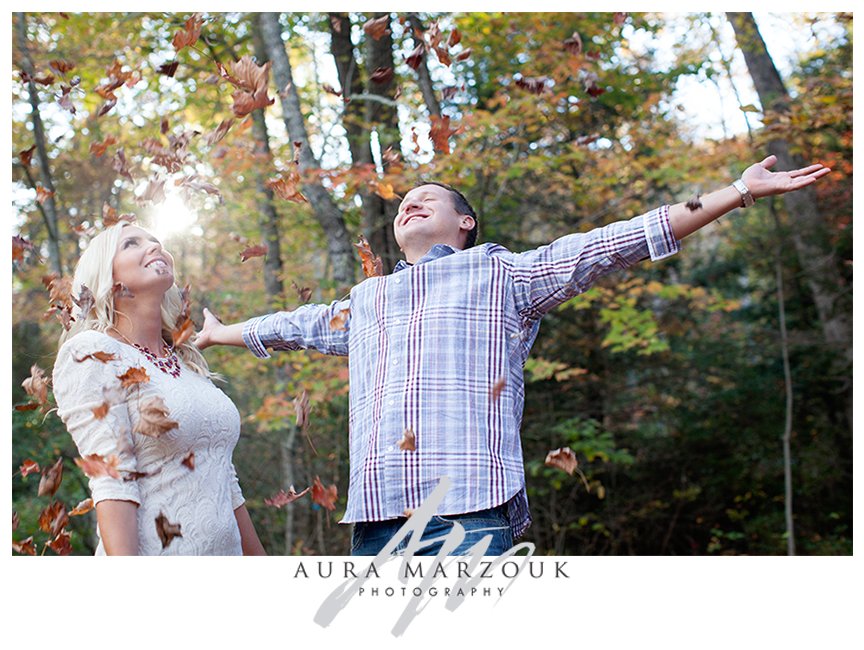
112;226;175;295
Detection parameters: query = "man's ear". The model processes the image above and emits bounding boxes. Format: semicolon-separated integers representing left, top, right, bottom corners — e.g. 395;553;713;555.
460;215;475;232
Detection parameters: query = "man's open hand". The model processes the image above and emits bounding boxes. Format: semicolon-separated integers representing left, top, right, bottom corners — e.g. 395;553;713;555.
742;155;831;199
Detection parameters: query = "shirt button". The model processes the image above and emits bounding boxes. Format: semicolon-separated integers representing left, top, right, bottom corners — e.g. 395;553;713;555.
394;277;402;284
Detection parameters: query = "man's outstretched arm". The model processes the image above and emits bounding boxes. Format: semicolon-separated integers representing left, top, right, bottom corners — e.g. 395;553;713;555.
194;308;245;349
668;155;830;240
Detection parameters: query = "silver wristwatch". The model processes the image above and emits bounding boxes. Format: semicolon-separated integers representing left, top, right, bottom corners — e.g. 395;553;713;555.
732;179;755;208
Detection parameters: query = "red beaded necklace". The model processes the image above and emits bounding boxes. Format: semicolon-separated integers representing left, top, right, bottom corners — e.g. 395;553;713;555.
131;342;181;378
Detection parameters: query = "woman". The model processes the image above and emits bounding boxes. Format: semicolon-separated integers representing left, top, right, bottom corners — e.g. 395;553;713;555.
53;222;265;555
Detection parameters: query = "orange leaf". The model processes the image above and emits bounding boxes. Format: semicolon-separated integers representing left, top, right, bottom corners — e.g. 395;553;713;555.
18;145;36;166
172;13;203;52
363;15;391;40
544;447;579;475
19;459;40;478
74;453;121;479
89;135;117;157
398;427;416;451
448;29;462;47
46;531;73;555
69;498;94;516
329;308;350;331
266;173;307;203
12;234;35;263
353;234;384;278
38;501;68;537
91;402;110;420
490;377;506;402
134;396;179;437
264;485;311;508
155;512;182;548
36;186;55;204
38;457;64;497
13;536;37;556
429;114;461;155
311;476;338;511
74;350;117;364
117;366;150;388
240;243;268;262
373;181;398;201
172;317;195;348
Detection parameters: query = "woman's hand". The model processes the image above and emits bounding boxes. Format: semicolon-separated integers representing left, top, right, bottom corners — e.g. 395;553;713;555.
741;155;831;199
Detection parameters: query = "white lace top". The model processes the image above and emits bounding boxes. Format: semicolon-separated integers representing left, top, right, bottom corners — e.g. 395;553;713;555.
53;330;245;555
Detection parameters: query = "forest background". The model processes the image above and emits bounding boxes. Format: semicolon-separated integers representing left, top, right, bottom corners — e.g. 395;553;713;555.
10;11;853;556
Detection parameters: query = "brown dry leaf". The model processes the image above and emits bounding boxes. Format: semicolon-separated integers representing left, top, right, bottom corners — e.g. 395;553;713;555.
293;388;310;430
91;402;110;420
225;56;275;117
19;145;36;167
74;350;117;364
398;427;416;452
135;396;179;437
266;174;307;203
47;275;73;309
20;459;40;478
490;377;506;403
38;457;64;497
14;403;40;412
46;530;73;555
158;60;179;77
155;512;182;548
36;186;55;204
311;476;338;512
58;85;76;114
12;234;35;264
172;13;203;51
13;536;37;556
13;511;19;531
405;43;425;70
329;308;350;331
117;366;150;388
516;75;550;95
205;118;234;146
564;32;583;56
613;12;628;26
113;148;134;182
434;46;451;67
75;453;121;479
39;501;69;537
140;177;167;205
181;451;195;470
369;66;394;86
112;282;135;298
455;48;472;62
50;59;76;74
353;234;384;278
240;243;268;262
544;447;579;475
448;29;462;47
292;281;312;303
22;364;49;407
363;15;391;40
172;317;195;348
69;498;94;516
89;135;117;157
72;284;95;318
264;485;311;508
429;114;461;155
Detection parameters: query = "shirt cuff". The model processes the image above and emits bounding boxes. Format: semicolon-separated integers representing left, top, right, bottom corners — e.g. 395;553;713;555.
644;205;681;261
242;316;272;359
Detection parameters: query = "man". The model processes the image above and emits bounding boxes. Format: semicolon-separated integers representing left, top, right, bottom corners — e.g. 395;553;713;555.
196;155;829;555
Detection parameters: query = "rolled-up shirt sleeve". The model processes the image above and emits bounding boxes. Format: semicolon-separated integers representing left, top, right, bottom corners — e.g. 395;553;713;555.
491;205;680;320
53;332;141;505
242;298;351;359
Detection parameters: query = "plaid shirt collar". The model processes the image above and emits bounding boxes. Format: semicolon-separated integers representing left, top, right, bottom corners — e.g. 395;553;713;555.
392;244;461;274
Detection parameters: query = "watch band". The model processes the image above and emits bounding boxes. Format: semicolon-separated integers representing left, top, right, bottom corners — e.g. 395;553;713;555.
732;179;755;208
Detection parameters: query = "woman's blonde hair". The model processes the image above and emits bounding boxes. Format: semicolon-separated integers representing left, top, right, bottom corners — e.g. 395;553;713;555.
59;222;211;377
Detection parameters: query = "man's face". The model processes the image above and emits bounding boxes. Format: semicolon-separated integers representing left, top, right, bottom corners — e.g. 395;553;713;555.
393;184;474;253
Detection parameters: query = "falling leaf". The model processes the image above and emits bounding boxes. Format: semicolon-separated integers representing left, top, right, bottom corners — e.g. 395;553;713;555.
36;186;55;204
515;75;550;95
13;537;36;556
158;60;180;77
329;308;350;331
50;59;76;74
89;135;118;157
47;275;73;310
18;145;36;166
22;364;49;407
19;459;40;478
69;498;94;516
447;29;462;47
266;173;307;203
455;48;472;62
490;377;506;402
14;403;40;411
434;46;451;66
411;126;421;154
353;234;384;278
373;181;398;201
91;402;110;419
117;366;150;388
240;243;268;262
429;114;460;155
398;428;416;451
181;451;195;470
403;509;414;518
311;476;338;511
13;511;19;531
293;389;310;430
39;501;69;537
172;13;203;52
74;350;117;364
172;317;194;348
613;12;628;26
46;530;73;555
113;148;134;182
97;96;118;117
58;85;76;114
221;55;275;117
75;453;121;479
135;396;179;437
38;457;64;497
363;15;391;40
292;281;312;303
322;83;341;97
12;234;35;264
205;118;234;145
72;284;95;318
155;512;182;548
369;66;394;86
161;117;170;134
140;177;167;205
544;447;579;475
113;282;135;299
404;43;425;70
564;32;583;56
264;486;311;508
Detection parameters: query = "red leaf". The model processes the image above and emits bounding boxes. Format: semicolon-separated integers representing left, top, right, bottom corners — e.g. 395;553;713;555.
36;186;55;205
12;234;35;263
38;457;64;497
240;243;268;262
455;48;472;62
363;15;391;40
353;234;384;278
311;476;338;511
172;13;203;52
544;447;579;475
447;29;462;47
155;512;182;548
369;67;394;86
38;501;68;537
19;459;40;478
46;530;73;555
264;486;311;508
429;114;461;155
329;308;350;331
50;59;76;74
404;43;425;70
13;536;37;556
75;453;121;479
18;145;36;166
89;135;118;157
181;451;195;470
117;366;150;388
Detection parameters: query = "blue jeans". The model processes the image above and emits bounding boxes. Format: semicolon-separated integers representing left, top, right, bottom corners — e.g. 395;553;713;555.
351;502;514;556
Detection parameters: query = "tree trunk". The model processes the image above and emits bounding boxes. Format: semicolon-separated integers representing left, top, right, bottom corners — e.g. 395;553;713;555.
726;12;852;369
257;12;356;289
406;13;442;117
15;12;63;276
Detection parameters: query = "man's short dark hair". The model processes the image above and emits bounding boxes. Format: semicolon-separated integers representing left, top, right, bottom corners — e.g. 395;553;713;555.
414;181;479;248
